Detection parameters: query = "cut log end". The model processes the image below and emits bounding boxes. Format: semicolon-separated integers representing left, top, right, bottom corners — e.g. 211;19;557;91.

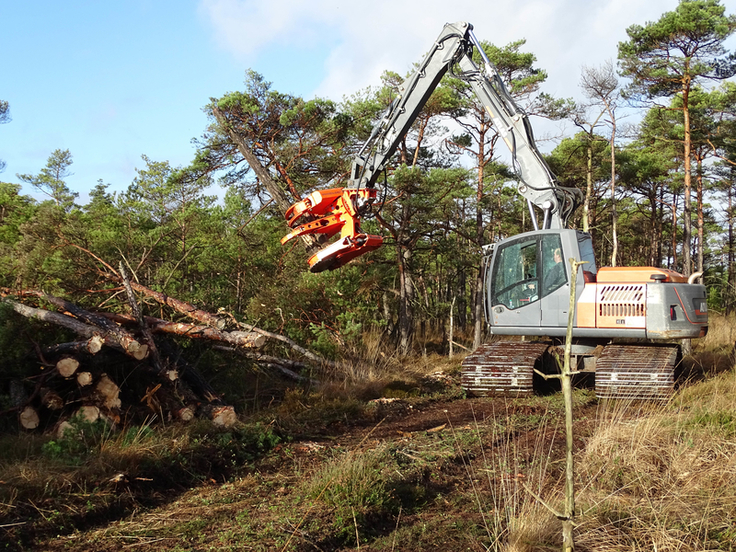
210;405;237;427
56;357;80;378
176;406;195;422
229;331;267;348
96;375;122;410
126;342;149;361
20;406;40;430
88;335;104;354
76;405;101;423
77;371;94;387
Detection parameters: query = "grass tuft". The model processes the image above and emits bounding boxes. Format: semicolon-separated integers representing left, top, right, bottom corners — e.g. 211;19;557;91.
577;369;736;551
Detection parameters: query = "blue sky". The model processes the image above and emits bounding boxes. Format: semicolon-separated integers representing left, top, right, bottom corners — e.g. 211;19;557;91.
2;0;734;203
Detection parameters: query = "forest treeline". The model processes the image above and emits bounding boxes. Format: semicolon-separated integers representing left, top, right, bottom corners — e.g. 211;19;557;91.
2;0;736;359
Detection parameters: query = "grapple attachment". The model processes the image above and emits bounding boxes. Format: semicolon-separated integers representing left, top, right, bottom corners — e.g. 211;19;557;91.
281;188;383;273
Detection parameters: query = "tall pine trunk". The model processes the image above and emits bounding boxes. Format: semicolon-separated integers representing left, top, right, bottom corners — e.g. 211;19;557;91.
609;121;618;267
696;155;705;280
473;126;487;351
583;140;593;233
728;184;735;315
398;246;415;356
682;88;693;278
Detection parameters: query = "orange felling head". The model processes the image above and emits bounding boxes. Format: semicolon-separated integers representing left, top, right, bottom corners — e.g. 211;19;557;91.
282;188;383;271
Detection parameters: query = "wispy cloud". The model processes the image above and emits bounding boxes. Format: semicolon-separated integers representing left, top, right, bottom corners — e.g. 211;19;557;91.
199;0;683;103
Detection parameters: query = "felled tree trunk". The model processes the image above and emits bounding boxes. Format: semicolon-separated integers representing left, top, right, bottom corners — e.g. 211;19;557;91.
4;296;147;360
44;336;104;356
2;283;332;431
120;280;229;330
201;404;238;427
20;406;40;430
102;312;266;349
10;380;40;430
77;371;94;387
95;374;122;410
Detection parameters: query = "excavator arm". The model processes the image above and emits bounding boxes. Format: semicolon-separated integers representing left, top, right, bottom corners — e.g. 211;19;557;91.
282;21;582;272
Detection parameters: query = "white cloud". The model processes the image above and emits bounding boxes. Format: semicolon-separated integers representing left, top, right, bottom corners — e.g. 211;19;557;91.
198;0;344;61
200;0;687;107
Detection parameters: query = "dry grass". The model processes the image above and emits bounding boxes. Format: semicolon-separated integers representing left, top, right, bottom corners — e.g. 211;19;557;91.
331;325;464;387
442;398;571;551
505;503;560;552
575;369;736;551
0;416;281;539
697;311;736;353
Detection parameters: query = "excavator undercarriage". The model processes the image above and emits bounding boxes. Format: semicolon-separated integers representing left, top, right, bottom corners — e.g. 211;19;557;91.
461;339;682;400
460;341;551;397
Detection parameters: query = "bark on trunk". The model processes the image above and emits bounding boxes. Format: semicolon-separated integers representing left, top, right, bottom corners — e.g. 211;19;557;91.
696;155;705;280
102;312;267;349
682;92;692;277
15;292;148;360
398;246;415;356
43;336;104;356
212;105;320;253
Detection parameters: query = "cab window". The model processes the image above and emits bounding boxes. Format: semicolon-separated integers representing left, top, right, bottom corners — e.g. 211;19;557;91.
491;237;539;309
541;234;567;295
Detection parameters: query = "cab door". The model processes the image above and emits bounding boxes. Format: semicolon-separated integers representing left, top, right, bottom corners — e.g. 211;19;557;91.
487;235;541;328
539;233;570;328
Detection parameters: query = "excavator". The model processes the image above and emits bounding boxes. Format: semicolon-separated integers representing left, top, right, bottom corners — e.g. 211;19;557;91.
280;22;709;400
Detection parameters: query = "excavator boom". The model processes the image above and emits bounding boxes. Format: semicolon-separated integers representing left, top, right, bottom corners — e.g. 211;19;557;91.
283;21;581;272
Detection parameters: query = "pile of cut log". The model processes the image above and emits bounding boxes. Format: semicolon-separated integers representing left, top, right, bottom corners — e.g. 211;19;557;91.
1;274;327;433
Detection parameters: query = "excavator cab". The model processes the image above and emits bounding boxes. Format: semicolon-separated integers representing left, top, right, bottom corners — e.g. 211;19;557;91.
485;229;596;334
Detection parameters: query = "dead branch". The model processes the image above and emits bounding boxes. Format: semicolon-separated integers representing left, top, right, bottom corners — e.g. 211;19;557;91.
212;345;319;385
119;280;228;330
120;262;163;372
101;312;266;349
3;297;99;337
19;291;148;360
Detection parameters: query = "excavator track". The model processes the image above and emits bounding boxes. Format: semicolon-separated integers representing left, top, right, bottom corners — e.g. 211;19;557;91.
595;344;679;400
461;341;551;397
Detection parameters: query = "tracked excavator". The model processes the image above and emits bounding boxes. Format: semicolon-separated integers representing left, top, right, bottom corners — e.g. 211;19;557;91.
281;22;708;400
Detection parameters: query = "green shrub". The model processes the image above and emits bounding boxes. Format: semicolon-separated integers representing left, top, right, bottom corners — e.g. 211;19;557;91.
41;415;111;465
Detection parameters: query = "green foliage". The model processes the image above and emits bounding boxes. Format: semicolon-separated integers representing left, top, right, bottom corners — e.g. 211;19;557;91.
16;149;78;211
0;183;36;287
0;302;38;378
619;0;736;99
206;423;282;466
683;409;736;436
304;447;400;543
41;415;112;465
